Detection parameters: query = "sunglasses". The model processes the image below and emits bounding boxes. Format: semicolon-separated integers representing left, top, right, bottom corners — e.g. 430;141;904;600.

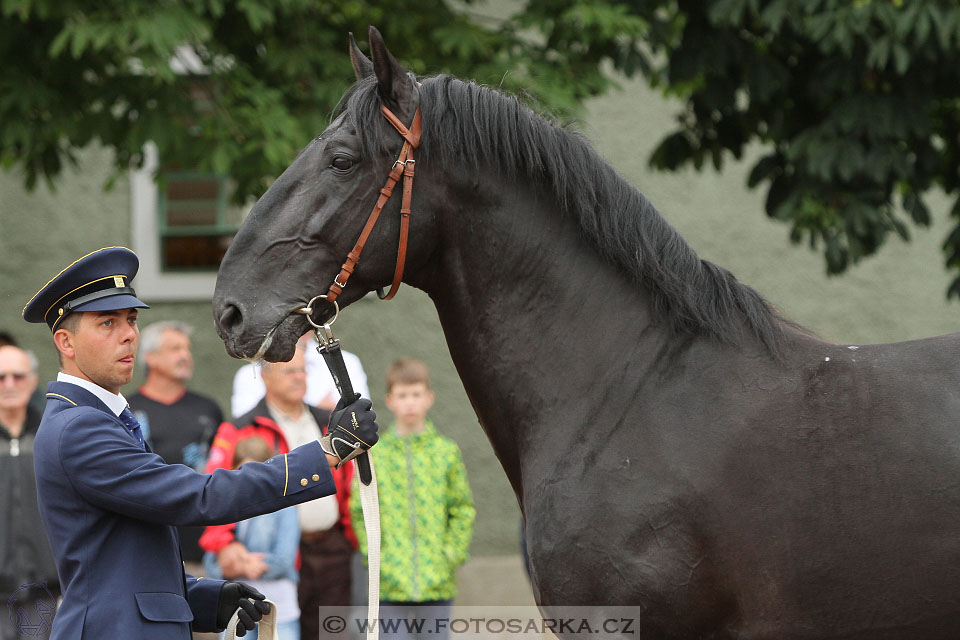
0;372;30;383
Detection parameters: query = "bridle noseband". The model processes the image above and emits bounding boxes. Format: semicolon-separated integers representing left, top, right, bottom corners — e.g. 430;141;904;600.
325;103;422;303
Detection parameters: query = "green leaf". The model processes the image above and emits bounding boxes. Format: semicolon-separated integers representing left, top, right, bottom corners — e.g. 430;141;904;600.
648;131;695;171
708;0;751;26
48;27;71;58
903;190;931;225
237;0;275;32
891;42;910;74
69;23;90;59
867;37;891;69
759;0;790;34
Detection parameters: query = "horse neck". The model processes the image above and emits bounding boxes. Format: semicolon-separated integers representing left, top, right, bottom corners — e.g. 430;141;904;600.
419;175;676;494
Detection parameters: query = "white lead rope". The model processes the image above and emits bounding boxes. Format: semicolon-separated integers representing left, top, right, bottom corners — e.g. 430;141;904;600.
224;599;278;640
356;456;381;640
222;455;381;640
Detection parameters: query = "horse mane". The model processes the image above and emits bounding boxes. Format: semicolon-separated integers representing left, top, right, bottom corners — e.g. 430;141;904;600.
337;75;792;356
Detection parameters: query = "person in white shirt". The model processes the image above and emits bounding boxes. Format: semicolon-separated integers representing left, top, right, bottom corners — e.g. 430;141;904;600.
230;333;369;418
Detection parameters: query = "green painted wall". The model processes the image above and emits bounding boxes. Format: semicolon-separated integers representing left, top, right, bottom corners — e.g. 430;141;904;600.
2;72;957;558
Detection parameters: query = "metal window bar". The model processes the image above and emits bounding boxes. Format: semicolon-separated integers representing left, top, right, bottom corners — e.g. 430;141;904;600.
158;171;239;272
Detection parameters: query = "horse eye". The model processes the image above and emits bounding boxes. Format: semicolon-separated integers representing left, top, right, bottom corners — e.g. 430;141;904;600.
332;156;353;171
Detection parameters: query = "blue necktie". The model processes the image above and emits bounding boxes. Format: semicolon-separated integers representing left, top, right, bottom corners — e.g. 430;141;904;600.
119;407;146;451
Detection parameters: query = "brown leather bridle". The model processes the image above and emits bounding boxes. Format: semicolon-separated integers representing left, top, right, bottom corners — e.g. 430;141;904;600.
325;103;422;303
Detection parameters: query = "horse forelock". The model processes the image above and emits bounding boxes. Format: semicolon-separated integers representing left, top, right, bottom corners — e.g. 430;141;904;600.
337;74;794;357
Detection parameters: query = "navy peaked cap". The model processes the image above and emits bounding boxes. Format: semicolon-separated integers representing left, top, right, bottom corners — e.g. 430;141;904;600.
22;247;150;331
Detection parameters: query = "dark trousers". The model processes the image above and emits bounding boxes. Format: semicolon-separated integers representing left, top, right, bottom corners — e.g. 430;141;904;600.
379;600;453;640
298;527;352;640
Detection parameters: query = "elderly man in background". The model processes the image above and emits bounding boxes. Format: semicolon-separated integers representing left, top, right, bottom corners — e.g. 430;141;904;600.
0;345;59;640
231;333;369;419
127;321;224;572
204;343;356;640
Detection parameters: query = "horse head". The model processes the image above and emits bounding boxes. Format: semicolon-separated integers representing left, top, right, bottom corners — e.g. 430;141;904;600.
213;27;439;361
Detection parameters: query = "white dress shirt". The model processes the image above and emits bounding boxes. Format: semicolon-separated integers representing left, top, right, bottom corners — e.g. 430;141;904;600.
267;401;340;533
231;344;369;418
57;372;128;416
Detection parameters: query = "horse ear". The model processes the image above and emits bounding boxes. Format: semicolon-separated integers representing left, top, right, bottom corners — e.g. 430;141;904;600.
348;32;373;81
368;26;416;115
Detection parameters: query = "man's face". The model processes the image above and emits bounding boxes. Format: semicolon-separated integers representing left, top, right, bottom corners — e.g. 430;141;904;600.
144;329;193;382
385;382;434;425
262;348;307;406
0;346;38;412
57;309;139;393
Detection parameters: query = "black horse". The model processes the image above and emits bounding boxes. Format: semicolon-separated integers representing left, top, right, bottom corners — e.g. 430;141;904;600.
213;28;960;639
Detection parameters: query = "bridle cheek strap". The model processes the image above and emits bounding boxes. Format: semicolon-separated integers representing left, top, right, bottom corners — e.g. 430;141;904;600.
326;105;422;303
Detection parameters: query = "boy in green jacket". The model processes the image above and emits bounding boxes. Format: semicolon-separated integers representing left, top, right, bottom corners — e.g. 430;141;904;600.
350;358;475;639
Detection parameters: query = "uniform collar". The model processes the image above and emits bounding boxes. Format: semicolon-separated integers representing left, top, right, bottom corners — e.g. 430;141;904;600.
56;372;128;417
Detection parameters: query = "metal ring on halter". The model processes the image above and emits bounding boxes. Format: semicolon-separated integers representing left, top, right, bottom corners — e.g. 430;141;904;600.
295;295;339;330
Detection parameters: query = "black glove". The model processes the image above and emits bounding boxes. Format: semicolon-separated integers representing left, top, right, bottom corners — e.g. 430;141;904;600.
216;581;270;637
320;393;379;467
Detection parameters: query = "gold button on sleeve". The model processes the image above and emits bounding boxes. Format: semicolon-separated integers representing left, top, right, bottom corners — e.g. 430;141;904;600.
312;474;320;482
300;478;308;487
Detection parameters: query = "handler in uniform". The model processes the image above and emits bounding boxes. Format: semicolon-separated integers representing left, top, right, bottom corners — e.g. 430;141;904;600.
22;246;380;640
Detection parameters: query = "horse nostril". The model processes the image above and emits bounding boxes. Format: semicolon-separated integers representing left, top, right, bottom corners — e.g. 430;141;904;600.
219;303;243;333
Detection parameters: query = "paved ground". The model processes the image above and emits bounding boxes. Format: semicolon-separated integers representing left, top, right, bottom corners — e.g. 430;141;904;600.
192;554;537;639
454;554;535;606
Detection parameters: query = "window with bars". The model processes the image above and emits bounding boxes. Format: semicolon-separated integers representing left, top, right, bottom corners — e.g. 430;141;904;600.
157;171;250;271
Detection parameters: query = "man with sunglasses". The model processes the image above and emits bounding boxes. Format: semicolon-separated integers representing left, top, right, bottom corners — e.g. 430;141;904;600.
22;247;381;640
0;345;59;640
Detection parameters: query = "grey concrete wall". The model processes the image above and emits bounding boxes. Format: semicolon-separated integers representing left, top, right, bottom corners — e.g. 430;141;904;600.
2;72;958;560
1;146;133;380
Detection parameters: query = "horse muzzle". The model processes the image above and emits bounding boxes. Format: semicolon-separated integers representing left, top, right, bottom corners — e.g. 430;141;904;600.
214;300;306;362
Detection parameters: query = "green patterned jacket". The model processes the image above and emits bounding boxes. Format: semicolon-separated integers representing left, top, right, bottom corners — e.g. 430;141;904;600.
350;420;475;602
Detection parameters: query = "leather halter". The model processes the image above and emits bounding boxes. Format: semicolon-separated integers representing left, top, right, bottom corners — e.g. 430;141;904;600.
326;103;422;303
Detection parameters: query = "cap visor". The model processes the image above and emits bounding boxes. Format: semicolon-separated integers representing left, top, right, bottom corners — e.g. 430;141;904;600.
71;294;150;314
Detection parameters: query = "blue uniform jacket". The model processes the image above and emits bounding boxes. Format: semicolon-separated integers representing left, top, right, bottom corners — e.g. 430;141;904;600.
35;381;337;639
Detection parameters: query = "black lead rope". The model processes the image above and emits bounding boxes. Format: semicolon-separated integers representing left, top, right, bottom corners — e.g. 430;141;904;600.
317;337;374;485
296;293;374;485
